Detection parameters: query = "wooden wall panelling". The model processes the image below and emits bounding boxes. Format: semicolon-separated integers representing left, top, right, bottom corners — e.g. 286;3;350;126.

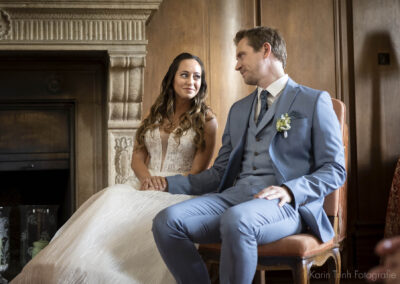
145;0;255;159
334;0;355;271
351;0;400;270
353;0;400;223
259;0;337;98
208;0;256;153
334;0;360;272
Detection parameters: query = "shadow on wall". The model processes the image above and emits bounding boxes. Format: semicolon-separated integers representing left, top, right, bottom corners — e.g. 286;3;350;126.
358;30;399;198
352;30;399;272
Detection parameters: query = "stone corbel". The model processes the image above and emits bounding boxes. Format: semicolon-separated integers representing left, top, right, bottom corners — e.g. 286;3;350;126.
107;52;145;185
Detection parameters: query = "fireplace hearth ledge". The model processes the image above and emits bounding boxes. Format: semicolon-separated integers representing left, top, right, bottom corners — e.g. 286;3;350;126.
0;0;163;207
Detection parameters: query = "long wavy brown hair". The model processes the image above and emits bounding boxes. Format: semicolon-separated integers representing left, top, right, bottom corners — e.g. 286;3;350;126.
135;53;212;151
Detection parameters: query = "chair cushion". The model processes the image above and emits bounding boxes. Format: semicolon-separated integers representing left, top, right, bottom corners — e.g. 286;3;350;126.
200;234;335;259
257;234;335;257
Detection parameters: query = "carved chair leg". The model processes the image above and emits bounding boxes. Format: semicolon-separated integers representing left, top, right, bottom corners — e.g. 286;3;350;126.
328;248;341;284
292;260;311;284
253;269;266;284
208;262;219;284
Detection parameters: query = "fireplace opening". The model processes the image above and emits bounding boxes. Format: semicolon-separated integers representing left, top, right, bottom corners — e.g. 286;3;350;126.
0;170;71;222
0;169;71;279
0;100;75;279
0;51;107;280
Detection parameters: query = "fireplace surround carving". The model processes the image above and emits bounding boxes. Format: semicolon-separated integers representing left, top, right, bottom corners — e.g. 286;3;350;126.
0;0;163;207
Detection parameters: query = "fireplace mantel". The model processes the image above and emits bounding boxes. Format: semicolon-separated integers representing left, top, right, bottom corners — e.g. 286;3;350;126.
0;0;163;206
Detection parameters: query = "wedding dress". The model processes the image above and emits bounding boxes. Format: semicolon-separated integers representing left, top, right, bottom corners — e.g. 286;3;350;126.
12;127;197;284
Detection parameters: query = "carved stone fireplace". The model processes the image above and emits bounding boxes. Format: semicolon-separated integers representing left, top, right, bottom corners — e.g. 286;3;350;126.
0;0;163;207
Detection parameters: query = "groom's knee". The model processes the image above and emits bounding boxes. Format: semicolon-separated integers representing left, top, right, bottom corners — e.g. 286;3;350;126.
152;206;181;236
152;208;168;235
220;206;254;239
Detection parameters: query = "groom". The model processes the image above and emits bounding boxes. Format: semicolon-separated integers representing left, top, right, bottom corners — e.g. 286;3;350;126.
152;26;346;284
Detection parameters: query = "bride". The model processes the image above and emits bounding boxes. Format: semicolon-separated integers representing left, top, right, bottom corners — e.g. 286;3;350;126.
11;53;217;284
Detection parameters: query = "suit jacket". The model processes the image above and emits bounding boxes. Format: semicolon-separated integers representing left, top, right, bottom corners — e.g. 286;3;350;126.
167;77;346;242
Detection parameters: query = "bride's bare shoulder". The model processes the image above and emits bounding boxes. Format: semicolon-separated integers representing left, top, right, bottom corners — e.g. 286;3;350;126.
205;111;217;135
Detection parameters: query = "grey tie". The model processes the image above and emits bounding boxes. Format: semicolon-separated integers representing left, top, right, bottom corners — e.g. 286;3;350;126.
256;90;269;125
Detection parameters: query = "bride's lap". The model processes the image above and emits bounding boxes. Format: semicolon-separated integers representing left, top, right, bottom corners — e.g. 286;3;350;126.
12;184;191;284
55;184;192;237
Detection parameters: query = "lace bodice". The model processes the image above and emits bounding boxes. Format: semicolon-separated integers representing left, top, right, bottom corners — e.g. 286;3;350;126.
144;127;197;175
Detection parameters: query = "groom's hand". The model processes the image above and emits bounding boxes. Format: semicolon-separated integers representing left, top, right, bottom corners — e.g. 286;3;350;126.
254;185;293;207
154;177;167;191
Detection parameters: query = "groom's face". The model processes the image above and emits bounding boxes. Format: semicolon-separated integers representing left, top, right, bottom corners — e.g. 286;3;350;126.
235;37;265;86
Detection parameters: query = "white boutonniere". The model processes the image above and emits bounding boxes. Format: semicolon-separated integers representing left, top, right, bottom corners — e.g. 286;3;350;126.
276;113;291;138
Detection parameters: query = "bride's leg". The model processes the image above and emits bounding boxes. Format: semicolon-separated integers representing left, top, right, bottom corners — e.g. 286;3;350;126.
152;194;229;284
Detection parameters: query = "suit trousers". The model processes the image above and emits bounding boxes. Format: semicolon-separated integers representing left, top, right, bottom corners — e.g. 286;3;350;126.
152;184;303;284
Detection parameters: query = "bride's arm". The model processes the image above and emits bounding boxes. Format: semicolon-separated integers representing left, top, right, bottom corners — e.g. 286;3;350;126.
188;116;218;175
131;146;152;188
132;145;167;190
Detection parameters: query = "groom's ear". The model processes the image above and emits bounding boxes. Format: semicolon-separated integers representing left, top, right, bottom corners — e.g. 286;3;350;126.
263;42;272;58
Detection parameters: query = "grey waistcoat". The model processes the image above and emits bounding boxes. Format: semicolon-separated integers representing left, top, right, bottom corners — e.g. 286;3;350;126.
236;94;282;187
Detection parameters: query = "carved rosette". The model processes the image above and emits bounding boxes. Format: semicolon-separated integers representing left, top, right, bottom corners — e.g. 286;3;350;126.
0;1;163;189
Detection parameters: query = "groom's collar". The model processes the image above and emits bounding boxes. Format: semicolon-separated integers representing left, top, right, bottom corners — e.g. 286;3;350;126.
257;74;289;98
256;74;289;106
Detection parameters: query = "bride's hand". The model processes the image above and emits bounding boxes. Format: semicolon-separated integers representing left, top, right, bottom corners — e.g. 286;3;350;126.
140;179;151;190
140;176;167;191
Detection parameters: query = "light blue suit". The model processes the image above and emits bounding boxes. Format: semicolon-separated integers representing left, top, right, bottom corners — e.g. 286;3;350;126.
152;78;346;284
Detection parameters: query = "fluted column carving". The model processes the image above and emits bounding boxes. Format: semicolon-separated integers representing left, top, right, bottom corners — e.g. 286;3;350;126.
0;8;150;43
107;52;146;185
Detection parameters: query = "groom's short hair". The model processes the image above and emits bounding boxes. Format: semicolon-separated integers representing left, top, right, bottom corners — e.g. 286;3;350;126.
234;26;287;69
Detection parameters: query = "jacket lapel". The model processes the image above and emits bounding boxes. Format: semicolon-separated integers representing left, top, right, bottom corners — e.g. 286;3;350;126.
269;78;300;183
273;78;300;128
